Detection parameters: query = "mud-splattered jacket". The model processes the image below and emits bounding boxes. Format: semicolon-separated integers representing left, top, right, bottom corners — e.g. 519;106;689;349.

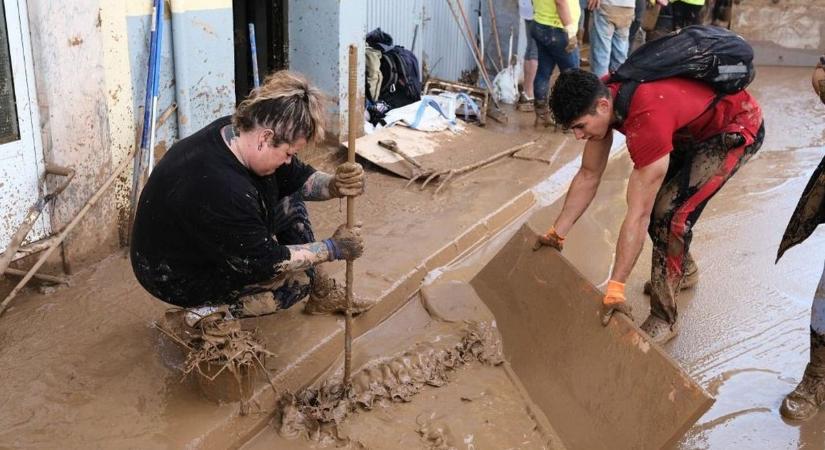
130;116;315;307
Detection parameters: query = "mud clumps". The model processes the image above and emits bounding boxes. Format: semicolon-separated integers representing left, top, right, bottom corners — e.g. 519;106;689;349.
276;321;504;443
156;311;275;414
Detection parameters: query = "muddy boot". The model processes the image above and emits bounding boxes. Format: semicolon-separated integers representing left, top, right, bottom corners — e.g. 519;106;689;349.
517;93;534;112
534;103;556;129
235;291;281;318
640;314;679;345
303;274;376;315
781;330;825;421
644;256;699;295
162;305;240;343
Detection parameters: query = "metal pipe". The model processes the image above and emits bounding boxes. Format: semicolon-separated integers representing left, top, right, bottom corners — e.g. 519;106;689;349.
0;165;75;281
129;0;164;228
1;153;132;318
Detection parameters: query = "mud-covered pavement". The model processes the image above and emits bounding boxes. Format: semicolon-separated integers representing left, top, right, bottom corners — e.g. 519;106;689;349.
0;65;823;449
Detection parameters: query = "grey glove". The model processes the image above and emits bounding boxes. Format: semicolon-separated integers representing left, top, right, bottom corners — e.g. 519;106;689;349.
331;162;365;197
327;223;364;261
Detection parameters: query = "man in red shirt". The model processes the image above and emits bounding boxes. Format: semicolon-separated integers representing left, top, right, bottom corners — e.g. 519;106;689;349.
537;68;764;344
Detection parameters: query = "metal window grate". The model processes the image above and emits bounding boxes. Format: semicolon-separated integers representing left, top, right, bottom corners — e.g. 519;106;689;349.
0;0;20;145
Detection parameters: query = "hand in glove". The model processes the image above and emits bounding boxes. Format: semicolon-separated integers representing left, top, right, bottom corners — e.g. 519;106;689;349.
564;24;578;53
601;280;634;326
324;223;364;261
330;162;365;197
532;226;565;251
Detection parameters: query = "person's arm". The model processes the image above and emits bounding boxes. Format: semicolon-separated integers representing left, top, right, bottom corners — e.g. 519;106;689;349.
301;162;365;201
301;171;334;201
555;0;574;29
609;155;669;282
278;224;363;272
553;133;613;236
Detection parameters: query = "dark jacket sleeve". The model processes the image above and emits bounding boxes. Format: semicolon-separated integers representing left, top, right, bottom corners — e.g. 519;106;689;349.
275;156;317;198
777;156;825;261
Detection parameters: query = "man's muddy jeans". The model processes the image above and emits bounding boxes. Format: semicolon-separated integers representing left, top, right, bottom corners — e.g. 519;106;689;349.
530;22;580;106
648;124;765;324
237;194;317;310
589;4;635;77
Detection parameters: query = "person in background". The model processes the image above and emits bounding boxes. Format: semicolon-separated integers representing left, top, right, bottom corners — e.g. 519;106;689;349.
671;0;704;30
587;0;636;77
531;0;582;128
518;0;539;112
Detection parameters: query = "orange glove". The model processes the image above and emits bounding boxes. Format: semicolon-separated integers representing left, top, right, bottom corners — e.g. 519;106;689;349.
601;280;634;326
533;226;565;251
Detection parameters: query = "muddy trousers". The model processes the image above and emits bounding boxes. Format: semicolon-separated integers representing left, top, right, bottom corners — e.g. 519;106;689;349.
237;194;317;310
648;124;765;324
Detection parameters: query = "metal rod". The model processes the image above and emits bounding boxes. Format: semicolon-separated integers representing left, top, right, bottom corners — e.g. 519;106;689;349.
249;23;260;88
344;44;358;389
0;165;75;281
1;153;133;318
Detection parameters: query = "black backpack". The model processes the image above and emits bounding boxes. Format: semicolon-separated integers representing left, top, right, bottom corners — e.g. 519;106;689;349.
609;25;755;123
379;46;422;109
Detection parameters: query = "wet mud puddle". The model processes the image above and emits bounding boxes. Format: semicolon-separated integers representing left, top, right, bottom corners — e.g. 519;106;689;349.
244;289;559;450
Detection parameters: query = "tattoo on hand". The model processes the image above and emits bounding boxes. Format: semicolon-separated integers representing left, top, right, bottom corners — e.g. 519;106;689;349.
301;172;334;201
275;241;330;272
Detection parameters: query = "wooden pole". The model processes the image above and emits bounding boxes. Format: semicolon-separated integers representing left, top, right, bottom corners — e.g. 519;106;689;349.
449;0;500;109
344;44;358;388
487;0;504;70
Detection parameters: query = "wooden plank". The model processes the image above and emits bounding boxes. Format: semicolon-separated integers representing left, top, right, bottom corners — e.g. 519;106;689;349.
469;224;714;450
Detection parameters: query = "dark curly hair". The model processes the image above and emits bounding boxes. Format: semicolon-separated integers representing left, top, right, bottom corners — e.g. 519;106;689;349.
549;69;610;129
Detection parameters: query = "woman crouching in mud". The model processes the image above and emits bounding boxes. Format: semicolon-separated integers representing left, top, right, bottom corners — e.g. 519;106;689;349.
130;70;374;333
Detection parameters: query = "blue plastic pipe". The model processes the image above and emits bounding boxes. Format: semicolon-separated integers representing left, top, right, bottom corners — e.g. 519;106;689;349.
131;0;164;210
249;23;260;88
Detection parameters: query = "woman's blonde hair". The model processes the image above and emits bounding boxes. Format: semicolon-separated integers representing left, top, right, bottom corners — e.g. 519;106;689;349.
232;70;325;144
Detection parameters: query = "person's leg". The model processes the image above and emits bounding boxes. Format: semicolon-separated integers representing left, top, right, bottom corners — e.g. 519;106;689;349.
531;22;559;127
520;19;539;111
629;0;645;45
264;193;317;310
589;7;614;77
607;7;634;72
523;59;538;98
645;126;765;343
671;1;691;30
781;262;825;421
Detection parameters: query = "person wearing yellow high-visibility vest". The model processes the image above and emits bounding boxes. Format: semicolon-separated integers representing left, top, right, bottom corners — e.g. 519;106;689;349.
530;0;582;128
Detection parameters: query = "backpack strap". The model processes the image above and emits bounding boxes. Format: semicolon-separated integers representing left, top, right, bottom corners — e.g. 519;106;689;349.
612;80;639;127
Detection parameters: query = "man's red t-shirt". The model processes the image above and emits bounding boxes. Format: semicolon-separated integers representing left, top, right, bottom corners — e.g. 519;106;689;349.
607;78;763;169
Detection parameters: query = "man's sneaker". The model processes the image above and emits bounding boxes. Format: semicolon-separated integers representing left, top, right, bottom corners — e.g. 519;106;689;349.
640;314;679;345
304;276;376;315
162;305;240;340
